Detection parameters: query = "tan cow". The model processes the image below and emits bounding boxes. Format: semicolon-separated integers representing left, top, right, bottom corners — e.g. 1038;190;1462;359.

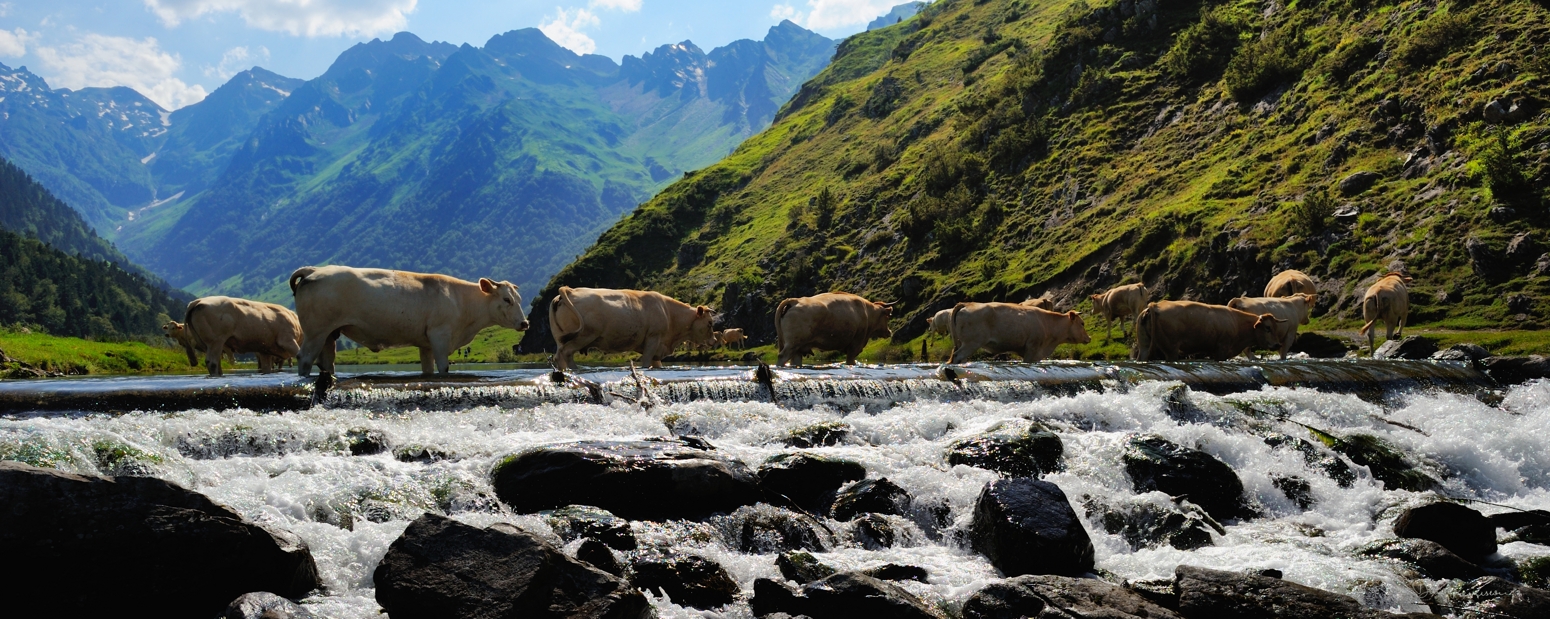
1227;293;1318;359
550;287;714;371
1090;283;1149;341
1265;270;1318;298
182;297;302;376
1359;272;1412;352
162;320;235;367
775;292;894;366
1020;297;1056;310
928;309;954;336
1133;300;1286;361
290;266;527;376
948;302;1091;364
719;328;747;349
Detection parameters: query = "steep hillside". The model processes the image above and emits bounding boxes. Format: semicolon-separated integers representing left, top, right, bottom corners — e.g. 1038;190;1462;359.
522;0;1550;353
0;157;127;264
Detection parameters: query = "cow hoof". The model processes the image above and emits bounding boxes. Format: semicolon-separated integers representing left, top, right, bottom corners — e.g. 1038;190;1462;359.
549;370;566;384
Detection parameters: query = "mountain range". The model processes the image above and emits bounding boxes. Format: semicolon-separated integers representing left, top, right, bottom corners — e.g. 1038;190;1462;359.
0;21;836;300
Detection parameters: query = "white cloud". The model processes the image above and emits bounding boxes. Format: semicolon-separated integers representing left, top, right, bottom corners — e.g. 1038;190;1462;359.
770;4;800;21
0;3;12;18
142;0;417;38
590;0;640;11
205;45;270;80
35;34;207;109
539;7;599;55
0;28;36;57
781;0;895;30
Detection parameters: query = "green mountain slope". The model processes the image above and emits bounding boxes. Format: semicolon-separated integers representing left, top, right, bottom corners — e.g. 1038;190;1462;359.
522;0;1550;352
0;158;127;264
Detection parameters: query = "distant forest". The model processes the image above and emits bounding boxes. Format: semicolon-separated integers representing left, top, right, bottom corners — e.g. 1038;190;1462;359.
0;157;190;337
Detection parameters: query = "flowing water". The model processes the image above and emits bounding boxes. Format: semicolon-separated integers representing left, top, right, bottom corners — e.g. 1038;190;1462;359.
1;361;1546;618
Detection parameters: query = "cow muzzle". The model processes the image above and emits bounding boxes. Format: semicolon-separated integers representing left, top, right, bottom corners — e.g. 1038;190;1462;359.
519;320;531;331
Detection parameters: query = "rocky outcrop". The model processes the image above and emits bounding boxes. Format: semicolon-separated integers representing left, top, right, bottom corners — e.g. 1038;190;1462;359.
0;461;320;618
630;554;741;610
491;438;761;520
1393;501;1497;560
831;477;913;521
751;572;943;618
1338;171;1380;196
946;419;1065;478
1122;435;1248;520
962;574;1183;619
757;452;866;513
373;513;649;619
1176;565;1439;618
970;478;1095;577
1358;538;1486;580
546;504;637;550
223;592;316;619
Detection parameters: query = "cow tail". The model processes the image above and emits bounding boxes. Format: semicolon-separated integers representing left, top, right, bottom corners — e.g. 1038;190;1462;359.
1358;295;1378;335
183;299;207;348
288;267;318;295
1133;304;1155;360
774;298;798;352
947;303;968;360
552;287;583;345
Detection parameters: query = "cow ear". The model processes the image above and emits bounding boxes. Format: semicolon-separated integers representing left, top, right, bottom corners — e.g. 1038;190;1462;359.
479;278;496;293
697;306;709;317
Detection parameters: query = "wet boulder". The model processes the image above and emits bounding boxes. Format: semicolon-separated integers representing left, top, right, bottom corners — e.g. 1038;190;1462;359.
545;505;637;550
853;513;901;549
719;504;833;553
1329;433;1437;492
1431;343;1490;363
0;461;320;618
863;564;929;583
630;554;741;610
1373;336;1438;360
751;572;943;619
345;427;389;455
491;438;761;521
374;513;649;619
1122;435;1248;520
1481;355;1550;385
946;419;1065;478
223;592;316;619
962;574;1183;619
831;477;913;521
1443;577;1550;617
1083;495;1222;551
1272;475;1315;510
971;478;1095;577
1288;332;1354;358
757;452;866;513
1394;501;1496;560
1264;433;1356;488
784;421;850;447
1358;538;1485;580
1176;565;1435;618
576;539;625;577
778;551;837;584
1491;509;1550;545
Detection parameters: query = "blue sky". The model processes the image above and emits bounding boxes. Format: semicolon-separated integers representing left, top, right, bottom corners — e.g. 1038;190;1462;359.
0;0;903;109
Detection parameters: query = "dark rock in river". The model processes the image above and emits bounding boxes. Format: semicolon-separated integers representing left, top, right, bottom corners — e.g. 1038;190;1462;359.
374;513;648;619
784;421;850;447
1481;355;1550;385
1176;565;1437;618
853;513;903;549
1272;474;1316;510
757;452;866;513
576;539;624;577
223;592;316;619
946;419;1065;477
1358;538;1486;580
720;503;832;553
863;564;929;583
751;572;943;618
971;478;1095;577
546;504;637;550
778;551;837;584
1487;508;1550;531
1373;336;1438;360
630;554;741;610
1083;495;1222;551
346;427;389;455
1394;501;1497;560
1122;434;1248;520
1330;433;1437;492
0;461;320;618
491;438;761;520
1288;332;1353;358
1444;576;1550;618
1263;433;1356;488
1431;343;1490;363
962;574;1183;619
831;477;913;521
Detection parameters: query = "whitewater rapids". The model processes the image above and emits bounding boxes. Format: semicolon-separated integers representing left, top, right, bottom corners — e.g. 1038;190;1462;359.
2;367;1547;617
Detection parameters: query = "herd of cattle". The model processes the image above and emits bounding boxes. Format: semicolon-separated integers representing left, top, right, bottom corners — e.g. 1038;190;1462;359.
158;265;1416;377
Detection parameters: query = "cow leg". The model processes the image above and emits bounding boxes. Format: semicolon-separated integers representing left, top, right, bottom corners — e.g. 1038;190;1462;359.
257;354;272;373
1280;332;1296;360
297;328;339;377
204;337;228;377
320;329;340;375
1385;320;1396;344
949;338;981;364
1367;328;1376;354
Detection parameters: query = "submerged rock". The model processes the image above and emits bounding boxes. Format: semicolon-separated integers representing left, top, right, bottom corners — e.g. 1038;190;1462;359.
374;513;648;619
630;554;741;610
971;478;1095;577
853;513;901;549
1176;565;1434;618
546;504;637;550
757;452;866;513
720;503;832;553
1083;495;1221;551
1394;501;1497;560
784;421;851;447
345;427;389;455
1443;576;1550;617
1122;435;1248;520
777;551;837;584
1272;474;1316;510
1358;538;1486;580
831;477;913;521
962;574;1183;619
0;461;320;618
1329;433;1437;492
576;539;624;577
945;419;1065;477
491;438;761;520
223;592;316;619
751;572;943;619
863;564;929;583
1264;433;1356;487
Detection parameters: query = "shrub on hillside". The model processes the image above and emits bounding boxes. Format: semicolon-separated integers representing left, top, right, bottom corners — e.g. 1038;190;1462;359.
1290;188;1337;235
1396;11;1473;67
1318;34;1381;83
1478;128;1538;207
1162;6;1247;82
1224;23;1311;102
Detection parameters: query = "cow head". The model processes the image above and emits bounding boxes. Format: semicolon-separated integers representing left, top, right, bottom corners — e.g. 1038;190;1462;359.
162;321;183;337
870;301;895;339
1251;313;1288;347
1226;297;1247;311
1298;293;1318;324
480;278;528;330
689;306;716;344
1065;311;1091;344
